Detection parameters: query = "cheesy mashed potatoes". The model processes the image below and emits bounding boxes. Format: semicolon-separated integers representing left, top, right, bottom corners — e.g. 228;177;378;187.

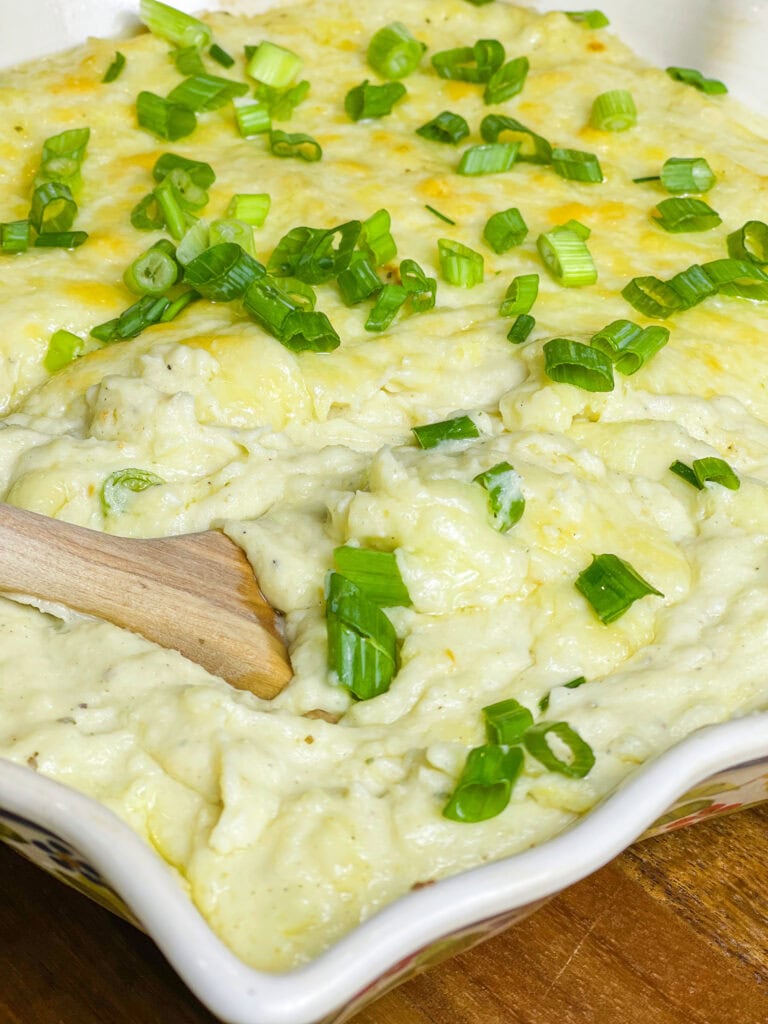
1;0;768;971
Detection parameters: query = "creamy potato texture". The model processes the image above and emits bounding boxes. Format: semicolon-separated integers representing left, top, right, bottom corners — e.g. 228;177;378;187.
1;0;768;970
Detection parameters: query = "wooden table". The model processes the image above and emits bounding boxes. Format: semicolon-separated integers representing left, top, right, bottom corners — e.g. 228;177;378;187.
2;805;766;1024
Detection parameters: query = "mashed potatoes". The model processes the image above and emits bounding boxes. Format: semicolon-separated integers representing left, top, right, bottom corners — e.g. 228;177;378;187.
1;0;767;971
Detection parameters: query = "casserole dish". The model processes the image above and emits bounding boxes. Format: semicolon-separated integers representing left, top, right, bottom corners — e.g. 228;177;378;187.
1;1;767;1021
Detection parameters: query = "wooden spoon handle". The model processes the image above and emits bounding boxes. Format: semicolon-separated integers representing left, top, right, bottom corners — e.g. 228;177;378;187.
0;503;292;699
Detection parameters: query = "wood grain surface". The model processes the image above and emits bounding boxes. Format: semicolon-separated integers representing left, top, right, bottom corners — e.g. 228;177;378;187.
1;805;766;1024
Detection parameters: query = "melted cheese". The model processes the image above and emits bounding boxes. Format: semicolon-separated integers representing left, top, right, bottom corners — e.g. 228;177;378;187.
0;0;767;971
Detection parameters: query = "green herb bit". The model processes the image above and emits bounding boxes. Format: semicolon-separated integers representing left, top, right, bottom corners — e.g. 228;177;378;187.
139;0;211;48
523;722;595;778
544;338;614;392
268;129;322;162
344;80;406;121
103;51;126;83
412;415;480;449
367;22;426;80
473;462;525;531
671;457;740;491
45;329;84;372
442;744;524;823
416;111;469;145
565;10;610;28
483;698;533;745
666;66;727;95
425;204;455;225
101;468;165;515
575;553;662;624
484;207;528;254
333;546;411;607
326;572;398;701
438;238;484;288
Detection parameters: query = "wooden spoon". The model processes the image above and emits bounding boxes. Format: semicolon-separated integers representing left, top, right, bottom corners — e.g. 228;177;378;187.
0;503;292;699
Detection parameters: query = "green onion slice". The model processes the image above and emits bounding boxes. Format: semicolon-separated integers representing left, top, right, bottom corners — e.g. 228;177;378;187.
209;218;256;257
543;338;614;392
344;80;407;121
507;314;535;344
622;275;683;319
591;320;670;375
367;22;425;80
727;221;768;265
360;208;397;267
538;676;587;713
103;51;126;83
137;91;197;141
416;110;469;145
653;197;721;233
480;114;552;164
565;10;610;28
552;147;603;183
270;277;316;311
669;460;703;490
400;258;436;312
280;309;340;353
234;100;271;137
102;468;165;515
45;329;84;372
161;289;200;322
35;127;90;192
209;43;235;68
32;230;88;249
365;283;408;332
473;461;525;531
333;546;411;607
457;142;519;176
247;40;302;87
176;220;210;265
666;66;727;95
438;238;484;288
0;220;30;254
91;295;170;342
667;264;717;310
484;56;529;105
484;207;528;254
131;194;168;234
701;258;768;301
660;156;716;194
124;241;180;296
243;276;301;337
431;39;505;83
693;457;740;490
500;273;539;317
575;552;662;624
139;0;210;46
184;242;264;300
268;129;322;162
337;255;382;306
523;722;595;778
268;220;360;284
425;205;455;225
29;181;77;235
174;45;206;76
590;89;637;131
483;698;533;746
413;414;480;449
442;744;524;823
167;73;249;112
537;227;597;287
153;153;215;189
227;193;271;227
326;572;398;701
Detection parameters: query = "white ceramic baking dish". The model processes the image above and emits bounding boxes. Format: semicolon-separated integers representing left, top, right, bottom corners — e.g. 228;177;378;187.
1;3;767;1022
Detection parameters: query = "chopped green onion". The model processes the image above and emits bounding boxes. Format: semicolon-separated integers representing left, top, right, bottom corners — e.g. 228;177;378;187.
727;221;768;265
537;226;597;287
693;457;740;490
209;218;256;257
243;276;301;337
344;80;406;121
425;205;455;225
666;66;727;95
480;114;552;164
167;73;249;112
632;174;661;184
101;467;165;516
622;275;683;318
551;147;603;183
247;40;302;86
653;197;721;233
543;338;614;392
457;142;519;176
280;310;340;352
268;129;322;162
701;258;768;301
500;274;539;317
565;10;610;28
226;193;271;227
263;80;310;121
337;255;382;306
483;698;533;745
0;220;30;253
438;238;484;288
326;572;398;701
575;552;662;624
507;314;535;344
473;461;525;531
153;153;215;189
124;241;180;296
484;56;529;105
416;111;469;145
209;43;235;68
45;329;84;372
660;156;716;194
592;322;670;375
400;259;437;312
483;207;528;254
523;722;595;778
412;414;480;449
333;546;411;607
538;676;587;713
431;39;505;83
35;128;90;192
590;89;637;131
365;283;408;331
666;264;716;310
29;182;77;235
136;91;196;141
360;209;397;267
176;219;210;265
91;295;170;343
234;100;271;137
161;288;200;321
173;45;206;77
563;218;591;240
270;277;316;310
670;460;703;489
184;242;264;300
103;51;126;83
153;179;189;240
367;22;425;80
139;0;210;47
32;230;88;249
443;744;524;823
268;220;360;284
